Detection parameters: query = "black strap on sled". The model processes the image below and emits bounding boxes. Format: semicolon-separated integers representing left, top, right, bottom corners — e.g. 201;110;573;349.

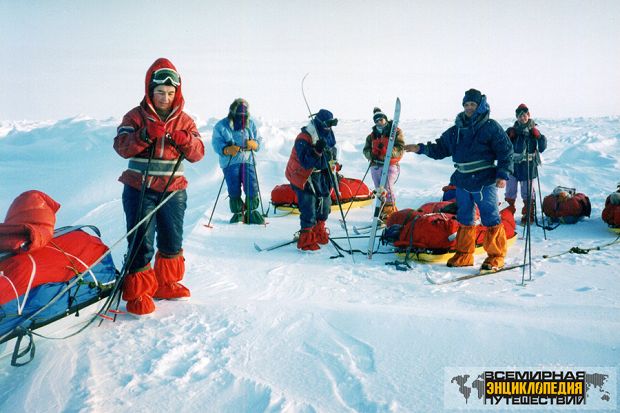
11;326;36;367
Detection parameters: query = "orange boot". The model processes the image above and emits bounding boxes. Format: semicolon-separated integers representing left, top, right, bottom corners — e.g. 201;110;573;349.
153;250;191;300
313;220;330;245
481;224;507;270
297;228;320;251
122;265;158;315
446;225;476;267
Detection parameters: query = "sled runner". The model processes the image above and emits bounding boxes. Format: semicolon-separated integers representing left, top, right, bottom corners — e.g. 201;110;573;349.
270;176;373;214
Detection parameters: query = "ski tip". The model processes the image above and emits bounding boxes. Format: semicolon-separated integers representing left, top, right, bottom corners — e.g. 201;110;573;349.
253;243;263;252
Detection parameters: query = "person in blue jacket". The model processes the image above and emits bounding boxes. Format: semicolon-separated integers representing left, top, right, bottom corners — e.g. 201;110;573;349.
405;89;514;270
212;98;264;224
504;103;547;224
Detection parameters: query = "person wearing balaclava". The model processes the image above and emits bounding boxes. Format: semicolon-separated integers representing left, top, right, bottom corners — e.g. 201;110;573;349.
362;107;406;220
404;89;513;271
114;58;205;315
212;98;264;224
504;103;547;224
285;109;339;251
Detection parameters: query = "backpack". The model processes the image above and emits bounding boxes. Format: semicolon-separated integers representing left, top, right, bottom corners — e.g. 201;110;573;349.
542;186;591;224
602;192;620;227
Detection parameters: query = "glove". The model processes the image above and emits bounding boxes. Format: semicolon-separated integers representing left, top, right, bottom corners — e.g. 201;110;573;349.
146;120;166;140
245;139;259;151
507;127;517;139
171;130;192;146
223;145;241;156
315;139;326;153
531;127;541;139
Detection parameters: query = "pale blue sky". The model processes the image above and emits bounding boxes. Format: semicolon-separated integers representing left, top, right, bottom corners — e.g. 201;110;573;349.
1;0;619;121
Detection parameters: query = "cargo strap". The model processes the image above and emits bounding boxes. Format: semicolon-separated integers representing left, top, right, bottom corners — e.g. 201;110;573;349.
454;160;495;173
128;158;184;176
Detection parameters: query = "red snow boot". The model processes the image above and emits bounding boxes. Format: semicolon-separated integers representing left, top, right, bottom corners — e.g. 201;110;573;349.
297;228;320;251
122;265;158;315
313;220;329;245
153;250;191;300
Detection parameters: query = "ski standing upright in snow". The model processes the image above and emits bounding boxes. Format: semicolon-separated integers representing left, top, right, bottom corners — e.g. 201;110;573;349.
367;98;401;259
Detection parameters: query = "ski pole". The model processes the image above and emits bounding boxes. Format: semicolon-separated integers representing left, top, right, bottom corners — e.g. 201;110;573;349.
343;162;371;220
534;151;547;240
521;141;533;284
106;150;186;321
205;156;233;228
250;149;267;217
301;73;354;261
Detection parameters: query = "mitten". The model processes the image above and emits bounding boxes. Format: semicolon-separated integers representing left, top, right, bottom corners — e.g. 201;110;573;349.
171;130;192;146
147;120;166;140
223;145;241;156
507;127;517;139
245;140;259;151
531;127;541;139
315;139;326;153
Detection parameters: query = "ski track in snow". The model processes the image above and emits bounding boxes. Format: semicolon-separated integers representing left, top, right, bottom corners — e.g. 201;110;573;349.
1;117;619;412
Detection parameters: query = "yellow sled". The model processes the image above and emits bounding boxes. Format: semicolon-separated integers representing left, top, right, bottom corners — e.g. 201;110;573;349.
610;227;620;235
273;198;373;215
395;234;518;263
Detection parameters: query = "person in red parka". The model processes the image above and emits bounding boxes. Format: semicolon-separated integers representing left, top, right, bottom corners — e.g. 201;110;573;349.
113;58;205;315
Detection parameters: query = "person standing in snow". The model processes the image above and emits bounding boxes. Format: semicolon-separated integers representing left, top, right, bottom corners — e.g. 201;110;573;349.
114;58;205;315
363;107;405;220
504;103;547;224
404;89;513;270
285;109;339;251
211;98;264;224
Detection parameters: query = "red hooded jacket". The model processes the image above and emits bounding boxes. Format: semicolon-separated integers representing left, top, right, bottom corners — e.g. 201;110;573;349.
113;58;204;192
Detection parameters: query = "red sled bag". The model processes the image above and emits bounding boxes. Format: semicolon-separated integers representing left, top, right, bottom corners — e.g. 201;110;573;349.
0;190;61;253
542;186;591;224
393;212;460;250
602;192;620;227
336;177;372;202
270;184;296;206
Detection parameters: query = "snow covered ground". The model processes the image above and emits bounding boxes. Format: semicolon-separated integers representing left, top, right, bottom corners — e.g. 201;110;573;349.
0;114;618;412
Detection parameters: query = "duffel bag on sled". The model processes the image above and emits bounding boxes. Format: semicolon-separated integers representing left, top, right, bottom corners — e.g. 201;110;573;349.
602;188;620;231
542;186;591;224
270;176;373;214
384;201;516;263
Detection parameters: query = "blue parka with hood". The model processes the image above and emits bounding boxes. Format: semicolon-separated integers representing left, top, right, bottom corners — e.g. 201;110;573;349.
416;97;514;192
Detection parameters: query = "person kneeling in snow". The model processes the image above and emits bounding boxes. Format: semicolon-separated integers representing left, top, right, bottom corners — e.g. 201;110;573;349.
114;58;205;315
285;110;339;251
212;98;265;224
362;107;405;220
504;103;547;224
405;89;513;271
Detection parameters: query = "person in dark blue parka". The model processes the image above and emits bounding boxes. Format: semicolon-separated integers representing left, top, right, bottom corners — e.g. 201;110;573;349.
504;103;547;224
405;89;514;270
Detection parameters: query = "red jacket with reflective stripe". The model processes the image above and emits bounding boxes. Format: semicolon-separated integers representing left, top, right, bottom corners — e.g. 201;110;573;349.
113;58;204;192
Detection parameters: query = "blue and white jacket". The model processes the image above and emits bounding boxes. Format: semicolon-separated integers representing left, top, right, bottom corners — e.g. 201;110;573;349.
211;117;262;169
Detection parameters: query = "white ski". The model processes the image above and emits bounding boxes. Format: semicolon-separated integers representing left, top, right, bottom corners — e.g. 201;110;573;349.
367;98;401;259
